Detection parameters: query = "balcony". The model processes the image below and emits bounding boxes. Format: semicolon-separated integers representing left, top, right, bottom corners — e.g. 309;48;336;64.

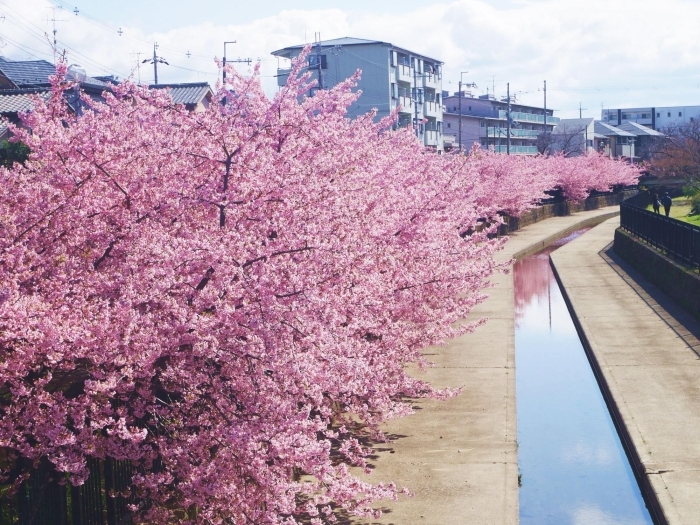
424;100;442;118
276;68;291;87
422;72;440;90
396;63;413;83
425;130;441;147
498;110;560;124
490;145;539;155
615;144;635;158
398;95;413;114
486;127;539;139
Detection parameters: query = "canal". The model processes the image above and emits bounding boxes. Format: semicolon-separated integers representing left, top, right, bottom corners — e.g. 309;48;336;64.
514;228;654;525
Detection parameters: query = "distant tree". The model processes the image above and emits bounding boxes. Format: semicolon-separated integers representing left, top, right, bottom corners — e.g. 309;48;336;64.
648;120;700;187
544;123;587;157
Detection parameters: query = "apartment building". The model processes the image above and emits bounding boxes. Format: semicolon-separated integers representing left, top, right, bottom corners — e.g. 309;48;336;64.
602;105;700;130
442;93;558;155
271;37;444;152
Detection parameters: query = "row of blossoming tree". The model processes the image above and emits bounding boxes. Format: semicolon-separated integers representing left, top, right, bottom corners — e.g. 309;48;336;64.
0;51;639;524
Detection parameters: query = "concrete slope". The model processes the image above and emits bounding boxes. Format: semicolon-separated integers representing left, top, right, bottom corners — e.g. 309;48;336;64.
353;208;619;525
551;217;700;525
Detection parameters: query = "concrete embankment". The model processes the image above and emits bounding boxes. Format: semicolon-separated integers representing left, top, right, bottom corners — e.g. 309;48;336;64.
551;217;700;525
355;207;620;525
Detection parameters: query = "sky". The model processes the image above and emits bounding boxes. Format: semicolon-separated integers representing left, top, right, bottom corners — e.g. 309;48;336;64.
1;0;700;118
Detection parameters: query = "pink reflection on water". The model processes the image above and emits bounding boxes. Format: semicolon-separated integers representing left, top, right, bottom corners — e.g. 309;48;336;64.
514;227;592;325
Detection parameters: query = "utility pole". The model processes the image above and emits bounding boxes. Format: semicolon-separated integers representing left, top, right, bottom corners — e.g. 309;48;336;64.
414;58;419;139
314;35;324;90
458;72;476;153
142;43;168;85
543;80;547;136
579;102;587;118
223;40;236;84
458;79;462;151
507;82;511;155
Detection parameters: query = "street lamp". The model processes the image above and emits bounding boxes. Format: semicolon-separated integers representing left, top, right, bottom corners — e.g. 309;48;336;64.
67;64;86;116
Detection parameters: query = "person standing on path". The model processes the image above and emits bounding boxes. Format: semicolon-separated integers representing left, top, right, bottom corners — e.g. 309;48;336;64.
661;192;672;217
651;191;661;213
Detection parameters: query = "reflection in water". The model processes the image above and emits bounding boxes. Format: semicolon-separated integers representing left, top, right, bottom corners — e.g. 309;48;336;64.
515;228;653;525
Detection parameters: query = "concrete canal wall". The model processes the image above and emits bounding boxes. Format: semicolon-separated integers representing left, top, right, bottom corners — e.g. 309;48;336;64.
552;217;700;525
354;207;621;525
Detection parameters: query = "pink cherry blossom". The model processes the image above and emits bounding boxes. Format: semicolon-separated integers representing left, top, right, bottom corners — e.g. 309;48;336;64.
0;52;639;523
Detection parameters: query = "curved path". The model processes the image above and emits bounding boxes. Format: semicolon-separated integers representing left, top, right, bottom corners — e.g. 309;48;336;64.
552;217;700;525
355;207;619;525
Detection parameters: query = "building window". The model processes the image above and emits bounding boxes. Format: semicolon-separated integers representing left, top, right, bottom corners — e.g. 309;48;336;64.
657;112;660;117
668;112;671;117
391;83;397;99
468;106;471;111
447;122;451;128
679;112;683;117
480;121;485;127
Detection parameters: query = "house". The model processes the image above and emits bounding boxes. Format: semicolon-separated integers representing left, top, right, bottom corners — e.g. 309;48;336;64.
442;93;558;155
615;121;663;161
0;89;51;141
601;105;700;131
594;121;636;159
550;118;595;156
271;37;445;152
149;82;213;112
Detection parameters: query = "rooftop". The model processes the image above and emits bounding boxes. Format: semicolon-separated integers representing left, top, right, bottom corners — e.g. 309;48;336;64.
150;82;213;106
0;57;110;90
616;121;664;137
594;121;635;137
271;36;443;64
0;90;50;114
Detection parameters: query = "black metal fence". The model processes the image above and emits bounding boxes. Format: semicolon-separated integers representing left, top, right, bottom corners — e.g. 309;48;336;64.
620;199;700;269
0;457;137;525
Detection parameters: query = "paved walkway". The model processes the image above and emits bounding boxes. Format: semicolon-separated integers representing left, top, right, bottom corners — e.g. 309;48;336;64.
552;217;700;525
355;207;619;525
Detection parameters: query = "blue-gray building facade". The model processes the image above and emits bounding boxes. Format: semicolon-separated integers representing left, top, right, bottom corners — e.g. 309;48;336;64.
272;37;444;152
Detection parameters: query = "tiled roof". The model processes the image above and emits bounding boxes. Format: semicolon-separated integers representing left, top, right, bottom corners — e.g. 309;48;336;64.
150;83;212;106
617;121;664;137
594;121;635;137
0;57;109;90
0;90;50;114
0;58;56;87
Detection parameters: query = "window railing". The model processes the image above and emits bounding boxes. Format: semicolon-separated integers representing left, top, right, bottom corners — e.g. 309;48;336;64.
489;145;539;154
487;128;539;138
498;110;560;124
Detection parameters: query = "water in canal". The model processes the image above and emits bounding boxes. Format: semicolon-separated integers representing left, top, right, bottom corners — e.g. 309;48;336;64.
515;229;654;525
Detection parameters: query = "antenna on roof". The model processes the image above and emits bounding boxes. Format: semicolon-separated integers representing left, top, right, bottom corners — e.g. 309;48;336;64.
45;7;67;64
130;51;143;85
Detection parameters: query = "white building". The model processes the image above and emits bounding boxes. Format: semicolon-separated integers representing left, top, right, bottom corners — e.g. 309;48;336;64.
602;105;700;130
272;37;444;152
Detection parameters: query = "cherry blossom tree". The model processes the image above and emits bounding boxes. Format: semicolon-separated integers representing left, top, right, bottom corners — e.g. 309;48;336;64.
0;54;639;524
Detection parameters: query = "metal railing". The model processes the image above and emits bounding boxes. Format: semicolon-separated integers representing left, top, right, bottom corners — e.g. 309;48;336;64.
490;145;539;154
498;110;560;124
620;199;700;269
0;456;139;524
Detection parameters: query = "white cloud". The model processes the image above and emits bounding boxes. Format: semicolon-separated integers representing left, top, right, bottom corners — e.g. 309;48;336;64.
3;0;700;118
572;503;649;525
